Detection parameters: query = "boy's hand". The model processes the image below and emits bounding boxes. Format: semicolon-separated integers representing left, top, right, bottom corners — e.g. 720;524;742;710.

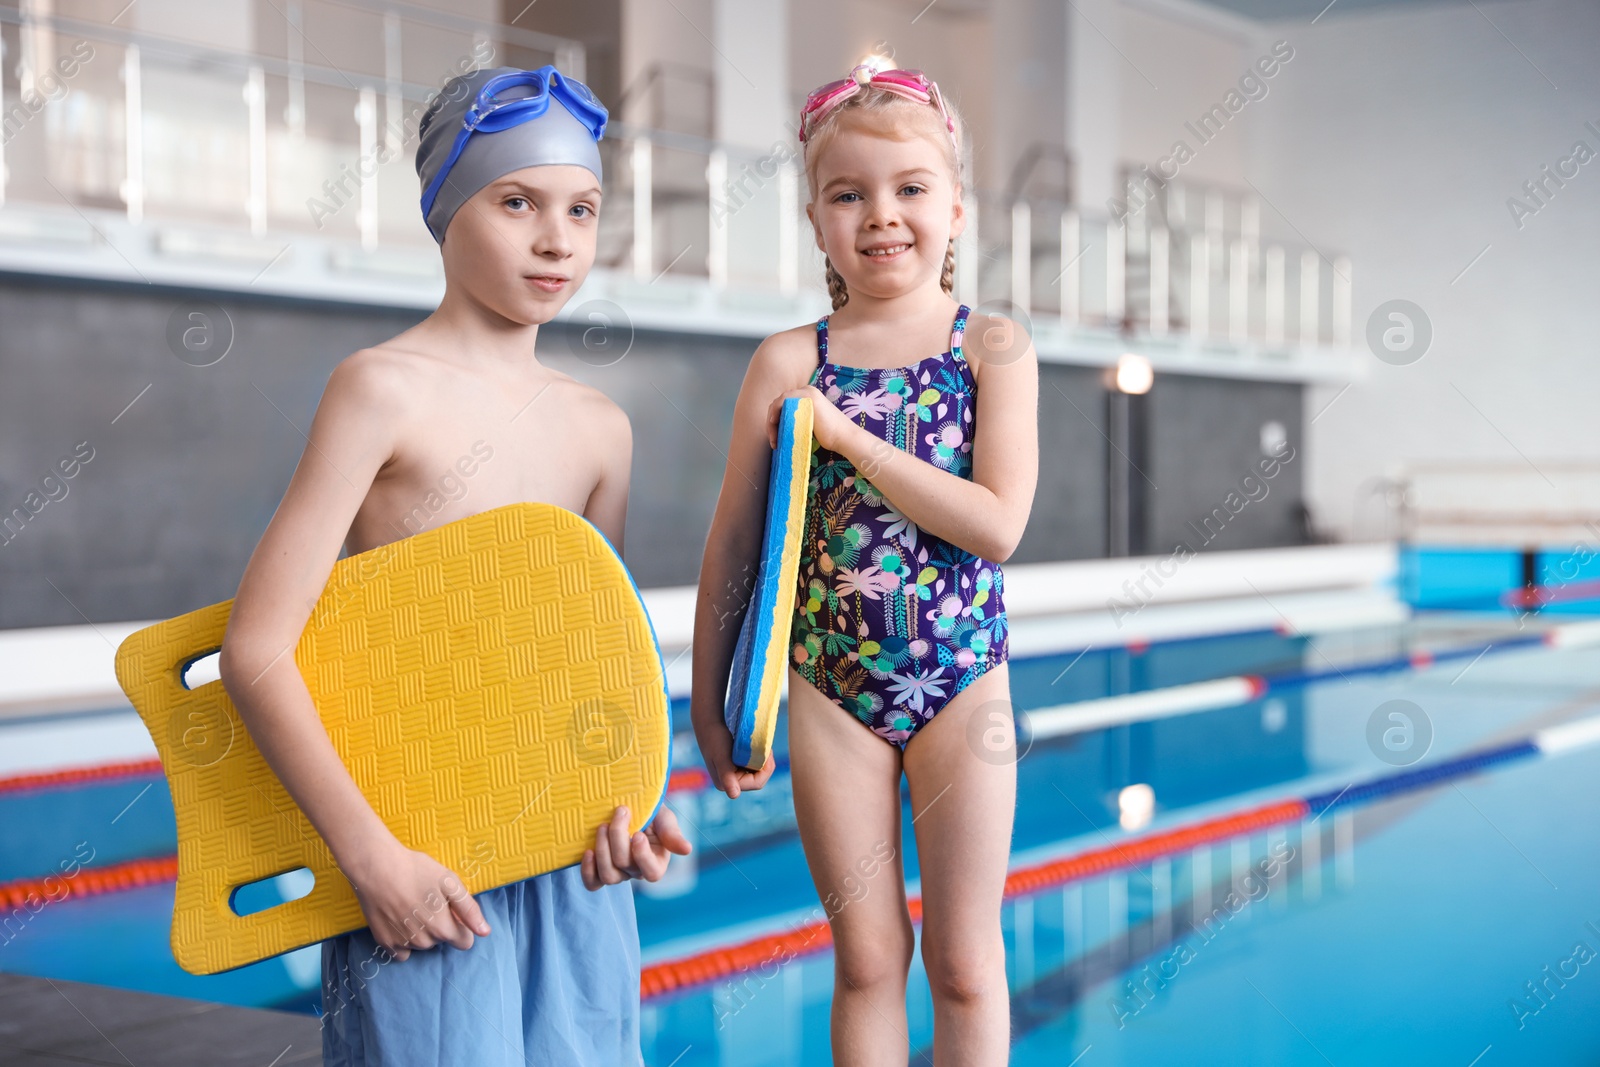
768;387;849;453
580;805;693;890
698;722;779;798
347;839;491;961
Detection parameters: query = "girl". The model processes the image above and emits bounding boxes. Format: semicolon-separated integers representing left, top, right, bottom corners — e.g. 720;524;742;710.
690;64;1039;1065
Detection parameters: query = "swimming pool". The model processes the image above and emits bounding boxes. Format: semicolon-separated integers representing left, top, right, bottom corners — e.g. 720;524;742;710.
641;630;1600;1065
3;615;1598;1063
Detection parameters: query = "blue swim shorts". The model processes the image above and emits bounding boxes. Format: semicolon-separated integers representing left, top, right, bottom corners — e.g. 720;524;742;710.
319;866;641;1066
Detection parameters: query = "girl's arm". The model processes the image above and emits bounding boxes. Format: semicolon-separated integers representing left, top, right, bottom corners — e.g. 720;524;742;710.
769;314;1039;563
690;331;809;797
218;355;489;961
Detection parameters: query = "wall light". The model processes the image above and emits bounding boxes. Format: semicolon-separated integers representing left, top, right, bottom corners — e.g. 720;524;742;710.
858;53;895;74
1114;352;1154;395
1260;419;1287;457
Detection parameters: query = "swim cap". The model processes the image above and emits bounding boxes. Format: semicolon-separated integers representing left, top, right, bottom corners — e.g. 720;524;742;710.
416;65;608;244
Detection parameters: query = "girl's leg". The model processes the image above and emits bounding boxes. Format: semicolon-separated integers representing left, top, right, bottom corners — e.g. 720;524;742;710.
902;664;1016;1066
787;669;916;1067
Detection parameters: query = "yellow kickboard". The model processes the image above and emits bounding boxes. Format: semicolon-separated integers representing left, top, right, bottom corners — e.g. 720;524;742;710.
113;502;671;975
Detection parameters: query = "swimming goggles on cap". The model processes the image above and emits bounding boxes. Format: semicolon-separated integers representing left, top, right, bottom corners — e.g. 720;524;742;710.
798;64;957;148
419;65;608;223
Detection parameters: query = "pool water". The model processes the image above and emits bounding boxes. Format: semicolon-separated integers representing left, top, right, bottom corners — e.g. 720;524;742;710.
3;619;1598;1064
642;739;1600;1066
634;626;1600;1065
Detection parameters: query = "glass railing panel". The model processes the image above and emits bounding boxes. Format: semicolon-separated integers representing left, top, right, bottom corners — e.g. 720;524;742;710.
0;7;1356;348
3;29;130;214
650;141;710;281
139;58;252;228
263;75;361;241
1076;213;1112;330
712;145;792;293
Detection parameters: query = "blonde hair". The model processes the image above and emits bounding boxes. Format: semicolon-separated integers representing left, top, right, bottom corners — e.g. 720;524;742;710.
802;85;967;310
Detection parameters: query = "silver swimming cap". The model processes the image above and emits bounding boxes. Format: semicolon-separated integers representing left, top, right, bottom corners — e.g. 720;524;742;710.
416;65;606;244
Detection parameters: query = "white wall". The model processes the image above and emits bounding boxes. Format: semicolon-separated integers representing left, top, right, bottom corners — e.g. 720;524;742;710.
1248;0;1600;541
1117;0;1265;192
990;0;1068;194
127;0;255;52
713;0;789;150
1068;0;1126;208
787;0;995;181
620;0;714;126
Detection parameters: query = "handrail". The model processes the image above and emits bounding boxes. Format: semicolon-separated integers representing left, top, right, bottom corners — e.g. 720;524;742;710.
613;61;714;136
0;5;1354;351
317;0;583;62
0;6;471;99
1007;141;1075;202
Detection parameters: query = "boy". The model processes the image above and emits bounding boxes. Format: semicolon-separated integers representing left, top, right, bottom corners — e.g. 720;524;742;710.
218;66;688;1066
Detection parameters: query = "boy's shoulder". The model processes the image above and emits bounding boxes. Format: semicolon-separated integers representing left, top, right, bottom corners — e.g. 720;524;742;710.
325;341;446;418
555;375;632;439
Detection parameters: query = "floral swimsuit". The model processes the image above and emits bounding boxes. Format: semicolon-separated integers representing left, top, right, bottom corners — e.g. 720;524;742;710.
791;304;1009;747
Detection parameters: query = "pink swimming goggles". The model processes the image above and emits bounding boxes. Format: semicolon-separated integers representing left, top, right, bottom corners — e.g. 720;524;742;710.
798;63;957;147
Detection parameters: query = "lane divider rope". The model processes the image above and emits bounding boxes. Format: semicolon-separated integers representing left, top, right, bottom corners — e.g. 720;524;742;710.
11;620;1594;798
3;716;1591;992
637;711;1600;1001
0;855;177;911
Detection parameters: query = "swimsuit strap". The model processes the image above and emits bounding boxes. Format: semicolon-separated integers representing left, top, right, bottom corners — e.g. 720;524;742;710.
951;304;971;362
811;315;830;385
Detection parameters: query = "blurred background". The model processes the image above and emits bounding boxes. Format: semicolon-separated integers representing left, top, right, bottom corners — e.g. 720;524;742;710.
1;0;1598;1064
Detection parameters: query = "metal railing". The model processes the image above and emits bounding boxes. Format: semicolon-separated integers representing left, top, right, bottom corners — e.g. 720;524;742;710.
586;130;1354;350
1391;462;1600;547
972;183;1352;348
0;2;579;248
0;3;1353;349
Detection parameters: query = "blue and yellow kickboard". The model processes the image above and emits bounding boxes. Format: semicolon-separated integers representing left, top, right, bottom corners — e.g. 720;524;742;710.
724;397;814;771
113;502;671;975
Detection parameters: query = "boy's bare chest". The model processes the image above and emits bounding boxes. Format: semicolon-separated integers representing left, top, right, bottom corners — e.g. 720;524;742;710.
345;384;598;554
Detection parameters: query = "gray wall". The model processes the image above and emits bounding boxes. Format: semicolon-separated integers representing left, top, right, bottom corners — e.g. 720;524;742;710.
0;277;1302;628
0;277;424;628
1145;373;1307;555
545;323;753;586
1013;364;1107;564
0;276;771;626
556;342;1116;581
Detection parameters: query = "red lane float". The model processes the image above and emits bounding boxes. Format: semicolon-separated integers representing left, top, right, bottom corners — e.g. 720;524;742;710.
0;855;177;910
641;797;1307;1001
0;757;164;798
1505;578;1600;609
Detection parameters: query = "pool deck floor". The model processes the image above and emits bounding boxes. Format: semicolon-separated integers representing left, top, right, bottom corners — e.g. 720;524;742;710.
0;973;319;1065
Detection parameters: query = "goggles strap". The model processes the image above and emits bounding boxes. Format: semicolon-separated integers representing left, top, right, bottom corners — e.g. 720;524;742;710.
420;123;476;222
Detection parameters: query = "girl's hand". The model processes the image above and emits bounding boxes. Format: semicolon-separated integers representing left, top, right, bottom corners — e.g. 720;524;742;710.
345;837;491;961
767;387;851;453
697;720;779;798
581;804;694;889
